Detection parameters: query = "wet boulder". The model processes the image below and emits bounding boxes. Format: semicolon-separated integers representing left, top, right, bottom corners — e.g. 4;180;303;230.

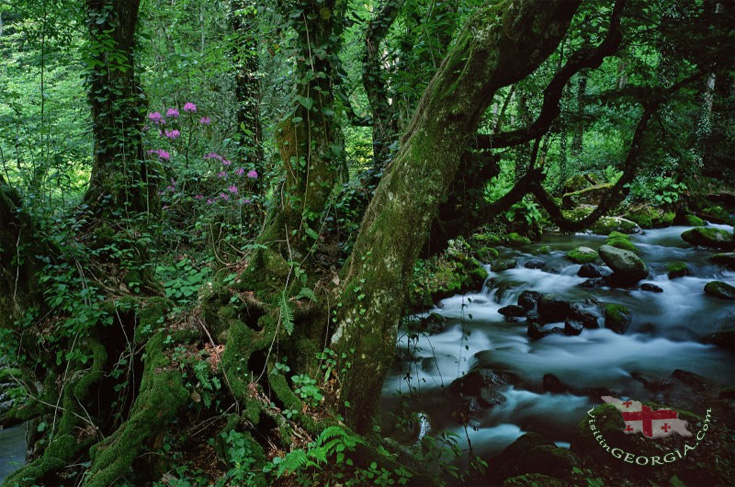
681;227;734;251
604;303;632;334
527;321;564;340
704;281;735;300
493;258;518;272
710;252;735;270
524;259;546;270
566;246;598;264
630;371;673;392
537;294;572;323
564;321;584;336
474;246;499;263
543;373;568;393
666;261;689;279
518;290;542;310
499;305;527;317
598;245;648;284
569;307;600;329
492;432;579;482
640;283;663;293
577;263;602;278
449;368;517;408
589;216;641;235
671;369;710;391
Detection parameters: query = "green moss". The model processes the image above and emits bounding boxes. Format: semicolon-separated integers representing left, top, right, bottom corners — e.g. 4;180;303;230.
704;281;735;300
604;304;632;334
710;252;735;270
474;246;499;262
503;474;569;487
605;236;638;252
666;261;689;279
627;207;676;229
537;245;551;255
608;231;630;240
503;232;532;246
590;216;640;235
566;248;598;264
681;227;734;250
682;214;706;226
474;232;502;245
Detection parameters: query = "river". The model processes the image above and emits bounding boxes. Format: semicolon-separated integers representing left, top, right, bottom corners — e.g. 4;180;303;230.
381;223;735;464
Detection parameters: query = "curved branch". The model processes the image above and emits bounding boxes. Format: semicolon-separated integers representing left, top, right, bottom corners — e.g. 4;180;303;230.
478;0;626;150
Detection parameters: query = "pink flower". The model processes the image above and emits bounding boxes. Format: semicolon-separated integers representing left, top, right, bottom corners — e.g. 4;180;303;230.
195;194;204;200
220;193;229;201
148;112;164;125
166;108;179;118
207;199;214;205
200;117;211;125
218;171;227;179
235;167;245;176
222;159;232;166
228;185;238;194
183;102;197;113
164;129;181;139
247;170;258;179
241;198;251;205
158;150;170;161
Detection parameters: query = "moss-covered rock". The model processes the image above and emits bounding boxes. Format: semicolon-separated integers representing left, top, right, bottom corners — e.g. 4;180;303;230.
562;183;614;207
598;245;648;283
502;232;532;246
710;252;735;270
590;216;641;235
492;258;518;272
681;227;734;250
409;238;488;309
605;236;638;252
474;232;502;245
704;281;735;300
701;205;734;224
681;214;706;227
474;246;499;263
626;207;676;229
490;432;579;483
566;247;598;264
503;474;570;487
666;261;689;279
604;303;632;334
537;245;551;255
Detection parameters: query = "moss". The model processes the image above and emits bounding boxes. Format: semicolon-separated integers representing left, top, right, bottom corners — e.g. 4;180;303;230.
604;303;632;334
682;214;706;226
704;281;735;300
681;227;734;250
537;245;551;255
589;216;640;235
608;231;630;240
710;252;735;270
627;207;675;229
503;232;532;246
474;232;502;245
503;474;570;487
605;236;638;252
474;246;499;262
666;261;689;279
566;248;598;264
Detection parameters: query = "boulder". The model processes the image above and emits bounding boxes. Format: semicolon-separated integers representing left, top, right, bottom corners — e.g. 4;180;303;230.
671;369;709;391
449;368;517;408
666;261;689;279
524;259;545;269
598;245;648;283
517;290;542;310
537;245;552;255
710;252;735;270
493;432;579;482
537;295;572;323
674;214;706;227
604;303;632;334
474;246;499;263
543;373;568;393
577;263;601;278
681;227;734;251
589;216;641;235
566;246;598;264
564;321;584;336
704;281;735;300
499;305;527;317
569;308;600;329
503;233;532;246
630;371;673;392
605;236;638;252
493;258;518;272
640;283;663;293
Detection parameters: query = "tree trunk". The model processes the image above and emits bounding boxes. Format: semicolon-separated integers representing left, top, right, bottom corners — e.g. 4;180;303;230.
83;0;155;215
332;0;581;433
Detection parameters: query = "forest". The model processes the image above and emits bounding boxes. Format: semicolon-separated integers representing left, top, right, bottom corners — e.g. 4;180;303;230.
0;0;734;486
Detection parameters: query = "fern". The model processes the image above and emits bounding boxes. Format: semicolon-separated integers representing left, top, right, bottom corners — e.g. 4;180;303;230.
294;286;317;303
280;291;295;335
275;449;311;477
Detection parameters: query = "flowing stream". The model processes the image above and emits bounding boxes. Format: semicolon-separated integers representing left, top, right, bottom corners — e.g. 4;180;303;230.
0;422;26;483
381;223;735;461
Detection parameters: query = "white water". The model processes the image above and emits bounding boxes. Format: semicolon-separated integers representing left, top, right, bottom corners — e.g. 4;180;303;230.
382;223;735;459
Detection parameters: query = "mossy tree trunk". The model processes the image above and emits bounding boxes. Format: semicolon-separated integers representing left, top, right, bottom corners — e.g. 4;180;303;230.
332;0;581;433
83;0;156;215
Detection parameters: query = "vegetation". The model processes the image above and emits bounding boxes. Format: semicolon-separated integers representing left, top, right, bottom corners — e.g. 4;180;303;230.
0;0;733;486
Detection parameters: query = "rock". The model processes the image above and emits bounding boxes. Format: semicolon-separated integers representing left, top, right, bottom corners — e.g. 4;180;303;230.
674;214;706;227
474;246;499;263
590;216;641;235
494;432;579;482
681;227;734;251
627;207;675;229
499;305;527;317
701;204;734;224
719;387;735;400
493;258;518;272
474;232;502;245
710;252;735;270
517;290;542;310
666;261;689;279
449;368;517;408
577;263;601;278
604;303;632;334
416;313;446;334
578;278;603;288
503;233;532;246
524;259;545;269
527;322;550;340
564;321;584;336
537;245;551;255
671;369;709;391
566;246;598;264
598;245;648;283
630;372;673;392
569;308;600;329
537;295;572;323
502;474;569;487
640;283;663;293
605;236;638;252
704;281;735;300
543;373;568;393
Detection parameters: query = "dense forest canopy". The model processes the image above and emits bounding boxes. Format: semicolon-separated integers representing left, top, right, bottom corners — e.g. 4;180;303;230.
0;0;733;486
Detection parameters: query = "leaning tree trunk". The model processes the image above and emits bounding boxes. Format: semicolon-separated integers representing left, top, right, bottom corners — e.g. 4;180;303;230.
83;0;156;215
332;0;582;433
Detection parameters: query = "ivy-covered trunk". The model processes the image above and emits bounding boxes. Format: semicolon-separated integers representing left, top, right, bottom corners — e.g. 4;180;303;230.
332;0;581;433
83;0;155;214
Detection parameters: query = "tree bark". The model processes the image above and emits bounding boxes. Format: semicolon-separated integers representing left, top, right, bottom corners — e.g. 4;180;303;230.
332;0;581;433
83;0;154;215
